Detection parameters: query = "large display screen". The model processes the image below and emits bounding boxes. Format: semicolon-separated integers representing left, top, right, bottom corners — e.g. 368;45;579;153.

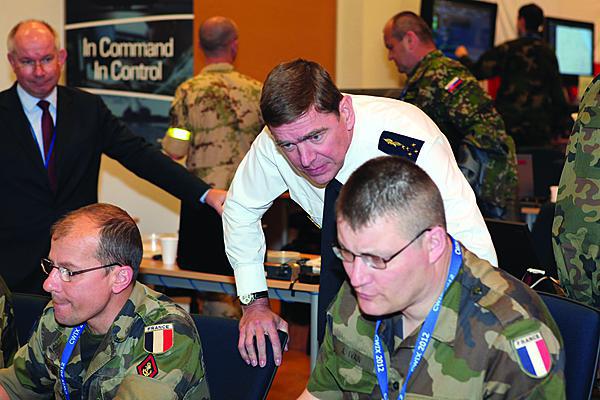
545;17;595;76
421;0;497;61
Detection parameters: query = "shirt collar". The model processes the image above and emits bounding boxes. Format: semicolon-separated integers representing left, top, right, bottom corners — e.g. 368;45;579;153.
16;83;57;112
201;62;235;74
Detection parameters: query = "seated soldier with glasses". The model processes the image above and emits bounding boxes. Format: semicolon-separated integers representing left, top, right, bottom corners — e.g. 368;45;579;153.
0;203;209;399
300;156;565;399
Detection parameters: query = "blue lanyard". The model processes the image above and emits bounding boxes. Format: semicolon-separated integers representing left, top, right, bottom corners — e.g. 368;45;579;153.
60;323;86;400
373;237;462;400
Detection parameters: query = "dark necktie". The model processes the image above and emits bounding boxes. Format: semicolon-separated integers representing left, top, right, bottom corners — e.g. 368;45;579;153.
37;100;56;191
317;178;345;344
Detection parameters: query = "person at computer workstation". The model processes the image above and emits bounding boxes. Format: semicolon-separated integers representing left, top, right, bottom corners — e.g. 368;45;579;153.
222;59;497;368
162;16;263;318
383;11;517;219
299;156;565;399
455;3;572;149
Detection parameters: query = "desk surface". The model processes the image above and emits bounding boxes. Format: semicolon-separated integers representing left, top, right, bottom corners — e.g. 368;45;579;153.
140;258;319;293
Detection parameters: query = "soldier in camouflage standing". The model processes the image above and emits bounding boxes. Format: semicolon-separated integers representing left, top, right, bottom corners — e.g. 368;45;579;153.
300;157;565;399
162;16;262;317
0;204;209;399
384;12;517;219
552;74;600;309
456;3;571;148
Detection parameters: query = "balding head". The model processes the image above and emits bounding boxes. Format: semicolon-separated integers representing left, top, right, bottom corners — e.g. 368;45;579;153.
199;16;238;60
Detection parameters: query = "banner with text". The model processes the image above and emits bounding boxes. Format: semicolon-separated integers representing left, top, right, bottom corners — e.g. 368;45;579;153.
65;1;193;146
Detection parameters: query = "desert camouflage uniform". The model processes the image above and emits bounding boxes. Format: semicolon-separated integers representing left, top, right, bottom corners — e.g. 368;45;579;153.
164;63;262;318
402;50;517;219
0;276;17;368
165;62;262;189
552;74;600;309
307;245;565;399
460;35;571;148
0;282;209;399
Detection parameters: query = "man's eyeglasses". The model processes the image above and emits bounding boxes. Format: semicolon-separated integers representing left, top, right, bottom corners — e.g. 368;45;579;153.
41;258;120;282
15;55;56;72
331;228;431;270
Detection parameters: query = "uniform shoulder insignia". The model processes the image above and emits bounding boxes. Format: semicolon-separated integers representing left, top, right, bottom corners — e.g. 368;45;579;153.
144;323;174;354
378;131;424;161
512;331;552;378
137;354;159;378
444;76;464;94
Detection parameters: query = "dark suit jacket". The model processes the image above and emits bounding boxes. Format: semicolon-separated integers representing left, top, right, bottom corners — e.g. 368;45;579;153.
0;84;210;293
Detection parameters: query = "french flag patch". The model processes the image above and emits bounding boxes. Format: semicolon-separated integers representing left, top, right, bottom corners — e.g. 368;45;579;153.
444;76;464;93
144;323;174;354
512;331;552;378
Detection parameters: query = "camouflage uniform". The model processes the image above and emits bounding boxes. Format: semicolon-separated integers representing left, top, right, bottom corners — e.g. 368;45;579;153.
164;63;262;317
552;74;600;309
402;49;517;218
459;35;571;148
165;62;262;189
0;276;17;368
307;245;565;399
0;282;209;399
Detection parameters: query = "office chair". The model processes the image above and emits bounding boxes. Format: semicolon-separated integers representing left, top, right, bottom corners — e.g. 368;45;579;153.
192;315;287;400
11;293;50;345
537;292;600;400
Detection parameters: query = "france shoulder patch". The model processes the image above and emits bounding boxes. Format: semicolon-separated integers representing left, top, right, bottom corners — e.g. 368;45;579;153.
512;331;552;378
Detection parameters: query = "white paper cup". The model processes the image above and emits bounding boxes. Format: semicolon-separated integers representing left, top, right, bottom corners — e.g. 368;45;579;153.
550;185;558;203
160;236;178;265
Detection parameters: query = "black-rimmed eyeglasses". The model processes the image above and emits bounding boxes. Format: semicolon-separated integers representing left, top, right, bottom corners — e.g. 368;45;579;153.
331;228;431;270
41;258;120;282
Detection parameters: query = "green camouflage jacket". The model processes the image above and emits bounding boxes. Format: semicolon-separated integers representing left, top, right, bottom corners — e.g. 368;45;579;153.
0;276;17;368
0;282;209;399
307;245;565;399
165;62;263;189
552;73;600;308
403;50;517;217
460;36;571;147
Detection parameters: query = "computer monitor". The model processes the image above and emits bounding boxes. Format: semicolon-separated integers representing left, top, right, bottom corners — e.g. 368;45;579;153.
420;0;497;61
545;17;595;77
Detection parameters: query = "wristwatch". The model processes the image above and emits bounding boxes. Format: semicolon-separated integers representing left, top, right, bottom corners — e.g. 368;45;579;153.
239;291;269;306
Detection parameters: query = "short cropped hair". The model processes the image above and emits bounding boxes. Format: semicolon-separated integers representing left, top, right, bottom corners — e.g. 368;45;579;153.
260;59;343;127
519;3;544;33
337;157;446;237
51;203;143;278
199;16;238;57
391;11;434;44
7;19;60;53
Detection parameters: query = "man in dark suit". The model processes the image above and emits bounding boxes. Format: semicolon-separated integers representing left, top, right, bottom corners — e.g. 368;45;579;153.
1;19;226;294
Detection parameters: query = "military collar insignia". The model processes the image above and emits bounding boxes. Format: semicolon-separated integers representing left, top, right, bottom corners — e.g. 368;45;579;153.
137;354;159;378
144;323;174;354
378;131;424;161
445;77;464;94
511;331;552;378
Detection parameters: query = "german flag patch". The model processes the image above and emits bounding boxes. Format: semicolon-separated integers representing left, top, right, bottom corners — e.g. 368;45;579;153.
144;323;174;354
137;354;159;378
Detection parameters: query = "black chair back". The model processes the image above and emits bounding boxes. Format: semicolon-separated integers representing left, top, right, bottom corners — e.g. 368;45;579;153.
538;292;600;400
12;293;50;345
192;315;286;400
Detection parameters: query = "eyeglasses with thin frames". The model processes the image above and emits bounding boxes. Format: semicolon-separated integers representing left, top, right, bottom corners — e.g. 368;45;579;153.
331;228;432;270
41;258;120;282
14;55;56;72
